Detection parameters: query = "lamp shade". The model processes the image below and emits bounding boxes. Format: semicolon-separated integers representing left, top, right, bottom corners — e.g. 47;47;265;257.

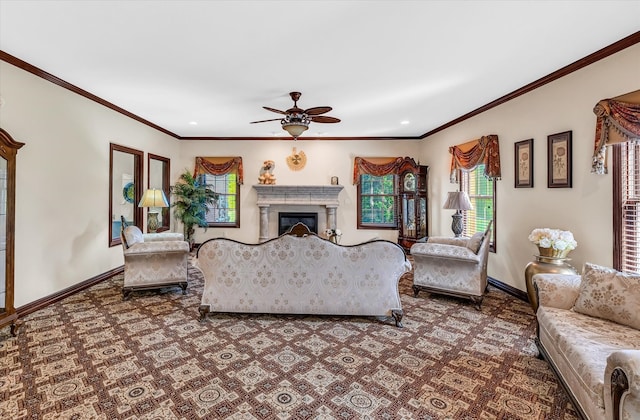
443;191;473;211
138;188;169;208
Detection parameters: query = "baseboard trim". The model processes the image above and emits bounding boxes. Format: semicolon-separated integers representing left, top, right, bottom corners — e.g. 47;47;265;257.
16;265;124;318
488;276;528;302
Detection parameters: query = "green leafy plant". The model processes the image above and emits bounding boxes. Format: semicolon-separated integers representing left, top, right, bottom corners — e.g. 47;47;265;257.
170;170;218;245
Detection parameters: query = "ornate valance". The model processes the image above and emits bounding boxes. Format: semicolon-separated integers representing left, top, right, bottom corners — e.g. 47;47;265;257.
194;156;244;184
352;156;410;184
449;135;501;183
591;90;640;175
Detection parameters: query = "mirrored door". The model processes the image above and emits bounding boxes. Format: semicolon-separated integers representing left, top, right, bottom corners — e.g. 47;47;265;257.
109;143;143;246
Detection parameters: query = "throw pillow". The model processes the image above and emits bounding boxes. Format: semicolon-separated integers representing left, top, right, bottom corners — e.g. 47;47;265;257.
466;231;484;254
123;226;144;248
573;262;640;330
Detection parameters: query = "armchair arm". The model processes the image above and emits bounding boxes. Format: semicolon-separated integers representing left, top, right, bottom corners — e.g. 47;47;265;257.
143;232;184;242
605;350;640;420
124;240;189;256
427;236;469;247
533;273;581;309
410;242;481;264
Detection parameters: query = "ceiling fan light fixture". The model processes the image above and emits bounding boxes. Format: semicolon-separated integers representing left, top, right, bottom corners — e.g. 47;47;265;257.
281;121;309;139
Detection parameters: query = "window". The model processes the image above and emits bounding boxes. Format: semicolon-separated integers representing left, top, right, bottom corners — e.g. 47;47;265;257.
358;173;397;228
614;141;640;273
460;163;496;251
199;173;239;228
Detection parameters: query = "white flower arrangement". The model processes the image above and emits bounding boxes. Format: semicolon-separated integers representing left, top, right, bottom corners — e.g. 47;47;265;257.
528;228;577;251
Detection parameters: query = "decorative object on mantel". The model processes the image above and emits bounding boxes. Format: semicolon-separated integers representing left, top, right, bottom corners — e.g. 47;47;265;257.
286;147;306;171
443;191;472;237
331;176;338;185
138;188;169;233
258;160;276;184
250;91;340;140
524;228;578;311
325;228;342;244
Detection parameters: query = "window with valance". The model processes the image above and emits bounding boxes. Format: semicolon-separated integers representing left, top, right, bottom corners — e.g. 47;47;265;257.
353;157;404;229
194;157;243;228
597;90;640;273
449;135;500;250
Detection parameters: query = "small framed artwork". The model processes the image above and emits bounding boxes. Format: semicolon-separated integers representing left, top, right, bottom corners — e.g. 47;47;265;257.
515;139;533;188
330;176;339;185
547;130;572;188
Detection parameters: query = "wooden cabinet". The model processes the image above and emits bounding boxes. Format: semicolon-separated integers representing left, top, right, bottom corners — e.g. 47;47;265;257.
0;129;24;336
398;160;428;252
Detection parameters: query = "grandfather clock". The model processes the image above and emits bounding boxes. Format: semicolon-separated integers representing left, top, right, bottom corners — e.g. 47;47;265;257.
398;158;428;252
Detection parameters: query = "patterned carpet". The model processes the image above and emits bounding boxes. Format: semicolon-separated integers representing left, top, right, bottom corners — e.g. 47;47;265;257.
0;263;579;419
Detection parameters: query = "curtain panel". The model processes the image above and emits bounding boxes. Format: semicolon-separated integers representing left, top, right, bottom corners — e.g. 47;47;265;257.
194;156;244;184
592;90;640;174
352;157;406;184
449;134;501;183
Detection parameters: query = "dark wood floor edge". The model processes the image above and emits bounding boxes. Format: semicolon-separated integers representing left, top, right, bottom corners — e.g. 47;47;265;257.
16;265;124;318
488;276;529;302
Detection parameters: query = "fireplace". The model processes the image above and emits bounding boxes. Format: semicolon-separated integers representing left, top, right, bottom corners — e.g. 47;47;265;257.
278;212;318;236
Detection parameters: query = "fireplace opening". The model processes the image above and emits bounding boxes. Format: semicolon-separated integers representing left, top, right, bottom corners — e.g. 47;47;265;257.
278;212;318;236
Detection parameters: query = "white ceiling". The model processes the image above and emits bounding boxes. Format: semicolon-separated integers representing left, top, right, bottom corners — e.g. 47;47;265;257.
1;1;639;139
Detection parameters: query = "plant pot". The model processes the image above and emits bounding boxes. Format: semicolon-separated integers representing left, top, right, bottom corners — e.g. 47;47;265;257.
537;246;570;259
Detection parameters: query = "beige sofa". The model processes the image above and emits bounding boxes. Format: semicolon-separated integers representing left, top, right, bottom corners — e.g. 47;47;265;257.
193;223;411;327
534;263;640;420
410;221;492;309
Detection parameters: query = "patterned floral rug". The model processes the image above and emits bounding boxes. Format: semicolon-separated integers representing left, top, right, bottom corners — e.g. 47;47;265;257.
1;263;578;419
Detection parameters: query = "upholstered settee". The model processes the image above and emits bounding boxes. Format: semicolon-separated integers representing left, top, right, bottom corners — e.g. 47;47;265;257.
121;225;190;299
193;223;411;327
533;263;640;420
409;221;492;309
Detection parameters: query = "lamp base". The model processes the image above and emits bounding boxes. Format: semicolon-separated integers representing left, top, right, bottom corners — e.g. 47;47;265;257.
147;212;160;233
451;212;463;237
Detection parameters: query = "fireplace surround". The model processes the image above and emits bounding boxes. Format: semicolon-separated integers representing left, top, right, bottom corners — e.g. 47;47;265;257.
253;185;344;242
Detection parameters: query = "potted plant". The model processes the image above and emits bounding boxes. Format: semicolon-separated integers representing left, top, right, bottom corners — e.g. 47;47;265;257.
170;170;218;248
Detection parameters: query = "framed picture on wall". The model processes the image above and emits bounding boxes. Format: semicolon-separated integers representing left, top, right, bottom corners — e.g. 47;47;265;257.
515;139;533;188
547;130;572;188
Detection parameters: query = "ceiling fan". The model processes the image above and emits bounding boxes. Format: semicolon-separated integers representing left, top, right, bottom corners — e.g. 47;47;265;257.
250;91;341;139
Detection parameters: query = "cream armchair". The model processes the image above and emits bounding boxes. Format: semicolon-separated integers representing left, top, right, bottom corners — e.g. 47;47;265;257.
410;221;492;310
120;224;189;300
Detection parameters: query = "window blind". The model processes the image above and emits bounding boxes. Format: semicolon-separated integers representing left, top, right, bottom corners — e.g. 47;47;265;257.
616;141;640;273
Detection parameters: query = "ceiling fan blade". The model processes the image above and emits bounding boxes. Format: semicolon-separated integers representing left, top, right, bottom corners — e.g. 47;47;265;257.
310;115;341;123
250;118;283;124
304;106;332;115
263;106;287;115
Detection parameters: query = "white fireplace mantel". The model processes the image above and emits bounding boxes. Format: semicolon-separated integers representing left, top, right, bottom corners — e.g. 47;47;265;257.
252;185;344;241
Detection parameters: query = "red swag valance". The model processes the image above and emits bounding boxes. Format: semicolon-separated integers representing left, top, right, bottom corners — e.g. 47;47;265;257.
352;157;406;184
194;156;244;184
591;90;640;174
449;134;501;183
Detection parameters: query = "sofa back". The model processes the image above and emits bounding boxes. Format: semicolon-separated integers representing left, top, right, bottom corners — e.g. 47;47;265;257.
195;232;409;317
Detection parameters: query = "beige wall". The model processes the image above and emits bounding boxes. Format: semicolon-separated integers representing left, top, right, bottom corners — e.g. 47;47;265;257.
0;62;181;307
420;43;640;291
1;41;638;308
177;139;420;244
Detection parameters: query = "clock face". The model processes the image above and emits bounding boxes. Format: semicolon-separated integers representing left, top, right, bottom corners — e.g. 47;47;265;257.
403;173;416;191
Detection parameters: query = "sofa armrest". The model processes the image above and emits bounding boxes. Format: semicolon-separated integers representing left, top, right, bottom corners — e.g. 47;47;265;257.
605;350;640;420
124;240;189;256
533;273;581;309
410;242;481;264
427;236;469;247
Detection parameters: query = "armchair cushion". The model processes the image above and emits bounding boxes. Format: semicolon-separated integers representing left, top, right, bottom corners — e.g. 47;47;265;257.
123;240;189;256
466;231;484;254
574;262;640;330
123;226;144;248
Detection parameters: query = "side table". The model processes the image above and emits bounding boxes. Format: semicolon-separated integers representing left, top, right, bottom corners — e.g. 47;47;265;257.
525;255;578;312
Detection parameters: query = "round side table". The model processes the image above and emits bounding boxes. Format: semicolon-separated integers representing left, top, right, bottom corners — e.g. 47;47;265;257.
525;255;578;312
